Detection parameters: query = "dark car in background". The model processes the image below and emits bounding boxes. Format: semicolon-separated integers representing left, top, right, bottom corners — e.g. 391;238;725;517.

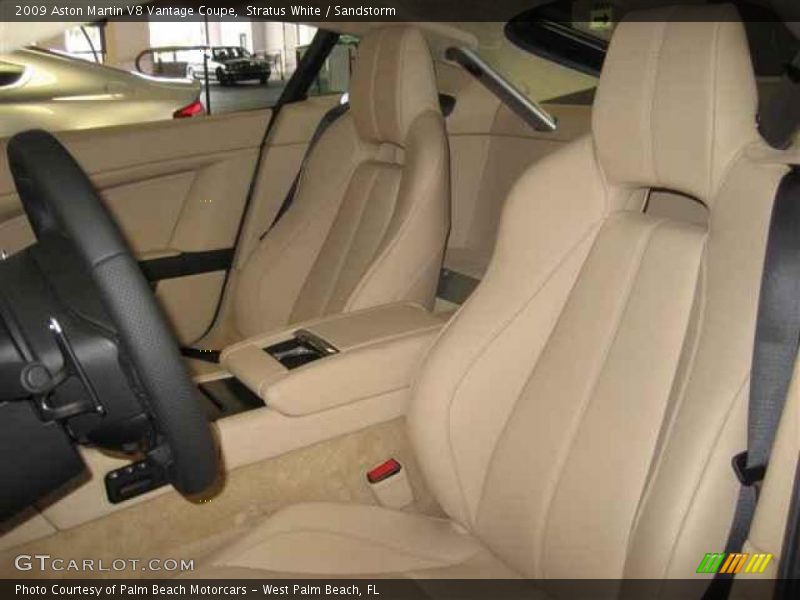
186;46;271;85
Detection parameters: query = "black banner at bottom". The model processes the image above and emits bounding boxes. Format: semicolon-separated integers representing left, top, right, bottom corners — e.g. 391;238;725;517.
1;579;783;600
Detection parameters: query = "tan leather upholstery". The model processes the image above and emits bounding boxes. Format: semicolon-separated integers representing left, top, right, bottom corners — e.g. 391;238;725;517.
592;4;757;203
350;26;441;146
216;26;449;344
193;7;791;578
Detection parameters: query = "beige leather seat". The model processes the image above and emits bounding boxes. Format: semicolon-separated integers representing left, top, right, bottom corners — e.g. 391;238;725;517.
203;26;449;349
192;6;791;578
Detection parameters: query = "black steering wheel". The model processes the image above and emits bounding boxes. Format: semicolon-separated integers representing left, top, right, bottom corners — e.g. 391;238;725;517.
6;130;218;497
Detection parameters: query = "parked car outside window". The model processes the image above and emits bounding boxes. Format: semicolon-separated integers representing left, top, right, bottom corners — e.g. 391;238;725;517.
0;48;202;138
185;45;272;86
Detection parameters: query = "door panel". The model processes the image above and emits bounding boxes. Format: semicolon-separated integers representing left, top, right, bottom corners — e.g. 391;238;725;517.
104;171;195;255
0;98;338;345
0;111;267;343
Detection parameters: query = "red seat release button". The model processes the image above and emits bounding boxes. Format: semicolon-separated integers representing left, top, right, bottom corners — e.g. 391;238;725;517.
367;458;402;484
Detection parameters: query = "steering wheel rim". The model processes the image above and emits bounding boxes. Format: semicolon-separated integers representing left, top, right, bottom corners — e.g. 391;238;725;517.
7;130;218;496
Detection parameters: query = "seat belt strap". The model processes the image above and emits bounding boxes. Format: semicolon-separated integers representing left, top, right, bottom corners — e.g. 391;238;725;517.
724;167;800;555
758;51;800;150
703;168;800;600
259;102;350;240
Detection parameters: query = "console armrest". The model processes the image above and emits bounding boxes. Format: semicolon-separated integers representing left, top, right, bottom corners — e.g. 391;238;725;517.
220;303;444;416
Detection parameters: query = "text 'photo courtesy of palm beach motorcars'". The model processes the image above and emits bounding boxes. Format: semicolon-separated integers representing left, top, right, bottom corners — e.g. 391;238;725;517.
1;0;800;597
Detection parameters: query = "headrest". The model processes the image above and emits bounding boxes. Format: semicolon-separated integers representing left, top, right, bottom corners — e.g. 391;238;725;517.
592;4;758;203
350;26;441;146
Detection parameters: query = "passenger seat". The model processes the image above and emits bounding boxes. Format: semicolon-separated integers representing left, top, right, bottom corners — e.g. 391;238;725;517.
201;26;449;351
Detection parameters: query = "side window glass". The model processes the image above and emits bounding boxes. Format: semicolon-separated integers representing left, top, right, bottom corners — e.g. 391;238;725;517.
63;25;105;63
141;21;322;114
0;20;358;137
0;20;356;139
306;35;359;99
479;22;598;104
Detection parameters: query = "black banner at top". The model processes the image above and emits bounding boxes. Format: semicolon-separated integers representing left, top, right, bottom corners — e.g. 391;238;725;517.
0;0;793;22
5;0;524;22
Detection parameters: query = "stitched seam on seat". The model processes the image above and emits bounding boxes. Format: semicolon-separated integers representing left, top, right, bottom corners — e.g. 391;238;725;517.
282;158;381;321
648;17;671;184
220;528;474;570
316;166;382;315
538;217;668;578
394;30;408;144
625;245;708;567
707;20;722;200
441;216;605;526
661;373;750;577
468;220;609;524
351;169;405;302
343;113;444;311
366;33;381;141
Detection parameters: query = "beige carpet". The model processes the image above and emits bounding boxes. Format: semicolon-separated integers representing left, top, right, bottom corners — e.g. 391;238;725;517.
0;418;443;579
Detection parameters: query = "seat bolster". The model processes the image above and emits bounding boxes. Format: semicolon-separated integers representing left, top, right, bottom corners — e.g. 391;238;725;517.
345;110;450;313
232;117;367;338
408;136;625;526
200;503;495;576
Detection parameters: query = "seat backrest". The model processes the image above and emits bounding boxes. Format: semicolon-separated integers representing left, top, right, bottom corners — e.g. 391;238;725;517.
233;27;449;338
409;5;791;578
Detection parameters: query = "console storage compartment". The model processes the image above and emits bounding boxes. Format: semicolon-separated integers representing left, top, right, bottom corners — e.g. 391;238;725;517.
220;303;444;417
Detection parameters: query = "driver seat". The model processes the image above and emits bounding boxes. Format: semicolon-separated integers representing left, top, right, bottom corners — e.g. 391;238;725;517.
191;6;787;578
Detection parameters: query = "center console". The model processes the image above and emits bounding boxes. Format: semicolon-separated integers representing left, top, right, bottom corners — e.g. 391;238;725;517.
204;302;446;471
218;302;444;417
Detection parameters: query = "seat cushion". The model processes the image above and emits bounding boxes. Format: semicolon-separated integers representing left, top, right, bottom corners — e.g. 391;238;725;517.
189;503;518;578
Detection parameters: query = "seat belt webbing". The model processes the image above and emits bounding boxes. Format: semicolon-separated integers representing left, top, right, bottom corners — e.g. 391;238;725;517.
259;102;350;240
758;51;800;151
724;167;800;556
703;168;800;600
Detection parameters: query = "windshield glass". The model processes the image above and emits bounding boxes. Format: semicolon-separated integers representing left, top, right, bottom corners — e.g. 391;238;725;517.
507;0;799;77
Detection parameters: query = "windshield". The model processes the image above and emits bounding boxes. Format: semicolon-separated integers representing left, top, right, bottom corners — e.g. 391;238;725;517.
212;47;250;61
507;0;799;77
